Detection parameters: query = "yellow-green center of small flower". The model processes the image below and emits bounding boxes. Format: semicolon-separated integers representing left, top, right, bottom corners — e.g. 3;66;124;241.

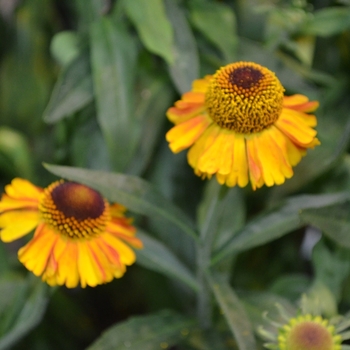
278;315;342;350
205;61;285;134
39;180;109;239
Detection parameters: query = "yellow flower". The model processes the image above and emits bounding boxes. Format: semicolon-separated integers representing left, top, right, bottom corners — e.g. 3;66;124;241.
0;178;143;288
166;61;320;190
277;314;341;350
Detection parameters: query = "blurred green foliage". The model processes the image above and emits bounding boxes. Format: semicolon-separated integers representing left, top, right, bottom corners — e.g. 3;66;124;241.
2;0;350;349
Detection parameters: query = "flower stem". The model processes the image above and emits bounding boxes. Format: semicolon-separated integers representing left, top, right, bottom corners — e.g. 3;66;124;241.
195;183;227;328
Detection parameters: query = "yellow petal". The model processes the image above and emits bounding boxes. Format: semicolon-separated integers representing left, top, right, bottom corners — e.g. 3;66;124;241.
192;76;211;93
283;95;319;113
55;241;80;288
255;137;282;186
109;203;126;217
106;222;142;249
0;195;40;212
77;242;102;288
182;92;205;103
166;115;211;153
282;107;317;127
96;238;123;271
276;110;317;146
5;178;42;200
102;233;136;266
0;210;39;242
266;127;294;179
283;94;309;106
226;134;249;188
246;137;263;190
87;240;114;283
18;224;57;276
187;124;220;171
252;129;293;187
197;129;233;175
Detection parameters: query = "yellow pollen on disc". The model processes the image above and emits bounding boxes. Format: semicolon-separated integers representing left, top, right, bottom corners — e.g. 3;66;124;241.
39;180;110;239
205;61;285;134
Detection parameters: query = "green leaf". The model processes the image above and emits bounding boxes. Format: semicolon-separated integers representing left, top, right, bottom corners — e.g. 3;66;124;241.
86;310;196;350
127;77;175;175
0;278;49;350
90;18;138;171
212;192;349;266
136;230;198;292
269;274;310;301
43;52;93;123
311;239;350;301
196;181;245;273
44;164;198;242
189;0;237;63
165;0;199;93
123;0;174;64
74;0;107;31
300;7;350;37
301;199;350;248
207;273;257;350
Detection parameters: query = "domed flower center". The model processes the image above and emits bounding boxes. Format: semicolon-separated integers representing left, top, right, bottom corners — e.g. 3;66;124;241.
279;316;341;350
39;181;109;239
205;62;285;134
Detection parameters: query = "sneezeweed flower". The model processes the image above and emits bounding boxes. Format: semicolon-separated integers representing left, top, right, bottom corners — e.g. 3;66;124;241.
166;61;320;190
0;178;143;288
258;305;350;350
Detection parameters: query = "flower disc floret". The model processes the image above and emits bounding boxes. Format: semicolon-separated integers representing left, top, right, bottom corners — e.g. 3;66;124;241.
205;62;285;133
40;181;109;239
278;315;342;350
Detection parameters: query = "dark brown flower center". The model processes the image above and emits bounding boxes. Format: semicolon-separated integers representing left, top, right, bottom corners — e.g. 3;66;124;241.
229;67;263;89
51;182;105;220
39;181;109;239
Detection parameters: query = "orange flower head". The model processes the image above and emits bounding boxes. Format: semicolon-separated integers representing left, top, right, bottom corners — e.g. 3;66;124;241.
0;178;143;288
166;61;320;190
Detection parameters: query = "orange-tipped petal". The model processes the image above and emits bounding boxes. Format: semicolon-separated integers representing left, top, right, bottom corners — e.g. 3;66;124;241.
276;110;318;146
166;115;211;153
18;224;58;276
283;94;319;113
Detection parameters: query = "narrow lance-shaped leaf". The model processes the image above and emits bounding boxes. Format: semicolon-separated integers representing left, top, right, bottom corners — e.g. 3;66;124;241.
74;0;107;30
43;51;93;123
90;18;138;171
127;77;175;176
0;279;49;350
87;310;196;350
301;200;350;249
136;230;198;292
311;239;350;302
165;0;199;94
123;0;174;65
299;7;350;37
212;192;349;266
44;164;198;242
207;272;257;350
